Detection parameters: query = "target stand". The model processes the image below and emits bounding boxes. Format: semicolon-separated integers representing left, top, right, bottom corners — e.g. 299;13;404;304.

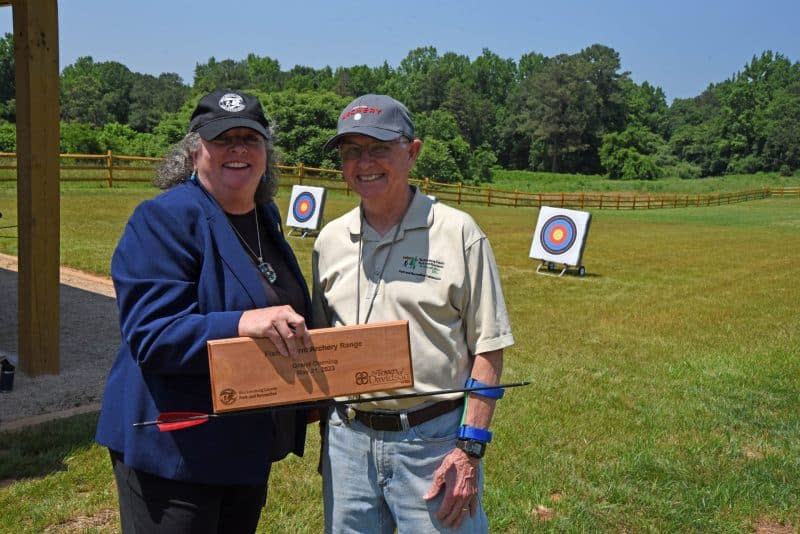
285;185;326;238
529;206;591;277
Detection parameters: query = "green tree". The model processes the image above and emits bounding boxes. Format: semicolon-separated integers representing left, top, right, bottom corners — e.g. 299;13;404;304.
0;121;15;152
415;110;474;180
761;82;800;171
60;57;134;126
469;143;497;183
622;79;668;136
0;33;14;107
245;53;282;92
510;52;592;172
258;90;346;167
333;64;390;98
412;137;463;183
193;57;249;93
600;125;663;180
60;121;102;153
128;72;189;132
283;65;334;93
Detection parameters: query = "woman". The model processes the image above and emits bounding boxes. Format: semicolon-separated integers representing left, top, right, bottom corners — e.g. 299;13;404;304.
95;90;313;533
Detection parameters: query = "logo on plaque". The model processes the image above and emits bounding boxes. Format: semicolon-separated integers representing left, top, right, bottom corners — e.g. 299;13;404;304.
220;388;238;405
355;371;369;385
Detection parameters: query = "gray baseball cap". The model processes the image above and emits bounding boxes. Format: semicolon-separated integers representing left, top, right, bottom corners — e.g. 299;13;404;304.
323;94;414;151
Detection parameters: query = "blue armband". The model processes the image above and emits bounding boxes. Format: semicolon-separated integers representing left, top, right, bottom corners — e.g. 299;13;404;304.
458;424;493;443
465;378;505;399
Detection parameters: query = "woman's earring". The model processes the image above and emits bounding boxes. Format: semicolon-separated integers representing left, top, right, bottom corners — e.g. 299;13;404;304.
190;169;198;182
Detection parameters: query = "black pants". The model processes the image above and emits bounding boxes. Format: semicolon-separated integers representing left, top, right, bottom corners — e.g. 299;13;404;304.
110;450;269;534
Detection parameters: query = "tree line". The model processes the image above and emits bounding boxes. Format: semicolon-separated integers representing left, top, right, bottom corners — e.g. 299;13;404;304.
0;33;798;182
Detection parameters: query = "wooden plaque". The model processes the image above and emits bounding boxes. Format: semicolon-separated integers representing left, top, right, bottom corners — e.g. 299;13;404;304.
207;320;413;413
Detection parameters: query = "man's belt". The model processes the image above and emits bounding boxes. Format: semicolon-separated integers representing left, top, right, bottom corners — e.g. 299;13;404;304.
342;398;463;432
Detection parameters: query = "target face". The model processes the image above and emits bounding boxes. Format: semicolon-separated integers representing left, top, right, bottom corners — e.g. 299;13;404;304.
286;185;326;231
540;216;577;255
529;206;591;266
292;192;316;223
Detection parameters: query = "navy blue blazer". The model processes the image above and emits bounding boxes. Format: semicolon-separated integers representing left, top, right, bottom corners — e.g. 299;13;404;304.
95;179;310;485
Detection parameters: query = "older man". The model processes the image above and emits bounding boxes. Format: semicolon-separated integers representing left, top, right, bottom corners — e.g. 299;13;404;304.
312;94;514;533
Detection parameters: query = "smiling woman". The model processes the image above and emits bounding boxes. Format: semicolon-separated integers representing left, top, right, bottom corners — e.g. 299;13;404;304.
94;89;316;534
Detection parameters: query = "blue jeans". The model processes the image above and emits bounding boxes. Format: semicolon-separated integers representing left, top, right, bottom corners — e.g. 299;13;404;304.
322;405;488;533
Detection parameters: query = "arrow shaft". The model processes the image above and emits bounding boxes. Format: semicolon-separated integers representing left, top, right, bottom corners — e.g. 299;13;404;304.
135;381;530;429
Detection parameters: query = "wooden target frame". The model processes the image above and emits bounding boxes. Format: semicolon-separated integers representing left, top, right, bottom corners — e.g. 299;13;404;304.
529;206;592;277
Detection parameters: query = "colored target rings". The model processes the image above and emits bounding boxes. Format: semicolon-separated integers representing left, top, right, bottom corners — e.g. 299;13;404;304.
291;192;316;223
539;215;577;255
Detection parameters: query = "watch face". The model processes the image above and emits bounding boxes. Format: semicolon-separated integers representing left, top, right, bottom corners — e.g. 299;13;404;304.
458;439;486;459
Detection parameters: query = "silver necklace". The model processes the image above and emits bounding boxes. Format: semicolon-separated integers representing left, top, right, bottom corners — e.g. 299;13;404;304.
229;209;278;284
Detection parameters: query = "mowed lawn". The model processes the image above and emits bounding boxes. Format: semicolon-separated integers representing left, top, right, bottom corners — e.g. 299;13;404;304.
0;187;799;533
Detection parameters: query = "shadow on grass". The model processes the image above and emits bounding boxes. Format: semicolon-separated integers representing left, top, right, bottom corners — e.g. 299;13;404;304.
0;411;99;482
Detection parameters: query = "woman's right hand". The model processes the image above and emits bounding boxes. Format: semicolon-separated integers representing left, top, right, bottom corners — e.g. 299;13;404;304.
238;305;313;357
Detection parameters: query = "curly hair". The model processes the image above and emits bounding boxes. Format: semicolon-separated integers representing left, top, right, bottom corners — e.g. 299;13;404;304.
152;129;279;204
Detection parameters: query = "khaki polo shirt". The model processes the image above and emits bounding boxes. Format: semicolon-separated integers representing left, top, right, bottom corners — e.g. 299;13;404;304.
312;187;514;410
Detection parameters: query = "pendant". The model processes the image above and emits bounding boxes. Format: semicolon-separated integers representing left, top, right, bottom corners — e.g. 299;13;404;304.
257;261;278;284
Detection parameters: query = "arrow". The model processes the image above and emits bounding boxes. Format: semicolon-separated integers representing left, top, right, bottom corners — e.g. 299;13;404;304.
134;381;530;432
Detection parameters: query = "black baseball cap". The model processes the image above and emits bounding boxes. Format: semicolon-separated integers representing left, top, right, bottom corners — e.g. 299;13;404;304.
323;94;414;151
189;90;270;140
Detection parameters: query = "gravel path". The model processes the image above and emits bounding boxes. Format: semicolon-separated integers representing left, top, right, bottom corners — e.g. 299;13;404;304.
0;254;119;430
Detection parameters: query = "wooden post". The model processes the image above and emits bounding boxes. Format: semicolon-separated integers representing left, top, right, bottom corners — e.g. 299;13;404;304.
14;0;61;375
297;163;304;185
457;182;462;205
106;149;113;187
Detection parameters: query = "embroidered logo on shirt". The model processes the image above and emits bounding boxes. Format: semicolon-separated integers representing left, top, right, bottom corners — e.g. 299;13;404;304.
400;256;443;280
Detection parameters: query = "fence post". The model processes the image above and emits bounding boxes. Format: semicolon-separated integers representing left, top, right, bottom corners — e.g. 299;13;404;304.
599;194;604;209
458;182;462;205
297;163;304;185
106;149;113;187
487;186;492;207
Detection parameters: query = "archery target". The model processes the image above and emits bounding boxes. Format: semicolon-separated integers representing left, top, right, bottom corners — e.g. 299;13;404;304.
529;206;591;267
286;185;326;230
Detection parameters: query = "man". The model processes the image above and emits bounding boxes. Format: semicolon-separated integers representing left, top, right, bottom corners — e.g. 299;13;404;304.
312;94;514;533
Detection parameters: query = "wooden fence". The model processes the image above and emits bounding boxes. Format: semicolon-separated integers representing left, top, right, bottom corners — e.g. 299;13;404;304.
1;151;798;209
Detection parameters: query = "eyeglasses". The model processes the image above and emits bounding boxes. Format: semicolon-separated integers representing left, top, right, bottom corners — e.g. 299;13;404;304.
339;139;408;162
208;134;265;148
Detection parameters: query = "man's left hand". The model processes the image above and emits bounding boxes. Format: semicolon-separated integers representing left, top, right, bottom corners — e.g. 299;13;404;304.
423;448;480;528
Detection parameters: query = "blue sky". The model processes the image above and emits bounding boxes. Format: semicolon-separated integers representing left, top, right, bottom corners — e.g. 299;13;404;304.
2;0;798;103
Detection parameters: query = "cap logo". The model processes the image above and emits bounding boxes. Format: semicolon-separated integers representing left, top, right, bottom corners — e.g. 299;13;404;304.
342;105;381;122
218;93;246;112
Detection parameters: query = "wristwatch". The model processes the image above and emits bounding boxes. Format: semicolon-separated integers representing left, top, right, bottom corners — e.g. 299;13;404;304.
456;438;487;459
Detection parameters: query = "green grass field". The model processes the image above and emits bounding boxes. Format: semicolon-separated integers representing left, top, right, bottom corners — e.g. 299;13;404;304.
0;183;798;532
